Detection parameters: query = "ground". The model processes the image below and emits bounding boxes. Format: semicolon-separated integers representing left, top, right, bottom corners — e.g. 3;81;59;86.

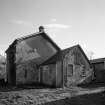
44;91;105;105
0;85;105;105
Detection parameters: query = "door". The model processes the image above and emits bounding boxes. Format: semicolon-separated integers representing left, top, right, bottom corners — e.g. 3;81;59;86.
8;51;16;85
40;65;56;87
42;65;49;85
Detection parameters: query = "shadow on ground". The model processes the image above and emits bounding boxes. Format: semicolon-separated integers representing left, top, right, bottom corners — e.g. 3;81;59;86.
43;91;105;105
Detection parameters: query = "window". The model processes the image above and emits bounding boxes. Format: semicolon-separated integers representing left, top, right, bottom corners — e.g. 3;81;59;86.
67;64;73;76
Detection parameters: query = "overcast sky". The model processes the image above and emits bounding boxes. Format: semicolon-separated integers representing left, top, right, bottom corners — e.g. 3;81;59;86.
0;0;105;59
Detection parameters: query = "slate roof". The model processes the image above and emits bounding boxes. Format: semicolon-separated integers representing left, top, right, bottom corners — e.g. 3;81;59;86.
5;31;60;53
90;58;105;64
5;29;61;66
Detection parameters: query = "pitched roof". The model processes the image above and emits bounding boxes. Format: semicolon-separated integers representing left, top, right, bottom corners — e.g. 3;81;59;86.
41;44;91;66
62;44;91;65
41;45;79;65
5;31;60;53
90;58;105;64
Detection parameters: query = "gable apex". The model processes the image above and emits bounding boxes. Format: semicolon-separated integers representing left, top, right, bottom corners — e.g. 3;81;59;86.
62;44;91;65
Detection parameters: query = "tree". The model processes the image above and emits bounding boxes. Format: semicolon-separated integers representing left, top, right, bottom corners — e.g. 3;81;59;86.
87;51;94;60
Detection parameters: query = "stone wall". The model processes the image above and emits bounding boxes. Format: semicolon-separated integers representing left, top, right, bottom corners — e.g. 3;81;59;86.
15;40;40;85
15;35;58;85
16;60;39;84
63;47;93;87
40;64;56;87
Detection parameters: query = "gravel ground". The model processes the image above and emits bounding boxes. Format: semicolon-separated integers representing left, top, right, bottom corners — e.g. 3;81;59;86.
0;86;104;105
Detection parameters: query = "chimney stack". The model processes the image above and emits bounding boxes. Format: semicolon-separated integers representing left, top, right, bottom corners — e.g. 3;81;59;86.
39;26;45;32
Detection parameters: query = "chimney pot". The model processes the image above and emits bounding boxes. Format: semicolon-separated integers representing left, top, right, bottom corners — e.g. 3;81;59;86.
39;26;44;32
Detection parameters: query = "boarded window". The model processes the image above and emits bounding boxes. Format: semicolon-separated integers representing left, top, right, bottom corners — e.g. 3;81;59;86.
67;64;73;76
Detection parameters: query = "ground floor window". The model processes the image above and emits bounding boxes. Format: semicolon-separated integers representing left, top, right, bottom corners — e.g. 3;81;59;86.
67;64;73;76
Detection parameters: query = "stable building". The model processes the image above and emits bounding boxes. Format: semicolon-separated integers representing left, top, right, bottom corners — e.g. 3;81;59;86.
40;45;93;87
5;26;94;88
6;26;60;86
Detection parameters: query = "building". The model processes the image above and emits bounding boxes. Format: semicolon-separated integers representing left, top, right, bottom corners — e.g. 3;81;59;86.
40;45;93;87
90;58;105;83
6;27;93;88
6;26;60;86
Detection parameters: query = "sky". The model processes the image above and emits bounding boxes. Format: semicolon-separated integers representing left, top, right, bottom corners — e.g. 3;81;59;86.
0;0;105;59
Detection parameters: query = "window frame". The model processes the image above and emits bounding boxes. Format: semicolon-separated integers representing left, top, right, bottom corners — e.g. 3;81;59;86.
67;64;73;77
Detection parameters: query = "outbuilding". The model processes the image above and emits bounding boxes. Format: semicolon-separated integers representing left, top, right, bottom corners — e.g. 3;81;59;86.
5;26;94;88
40;45;94;87
90;58;105;83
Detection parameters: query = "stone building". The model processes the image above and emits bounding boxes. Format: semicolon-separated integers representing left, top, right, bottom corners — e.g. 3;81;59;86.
5;27;94;87
40;45;93;87
6;27;60;86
